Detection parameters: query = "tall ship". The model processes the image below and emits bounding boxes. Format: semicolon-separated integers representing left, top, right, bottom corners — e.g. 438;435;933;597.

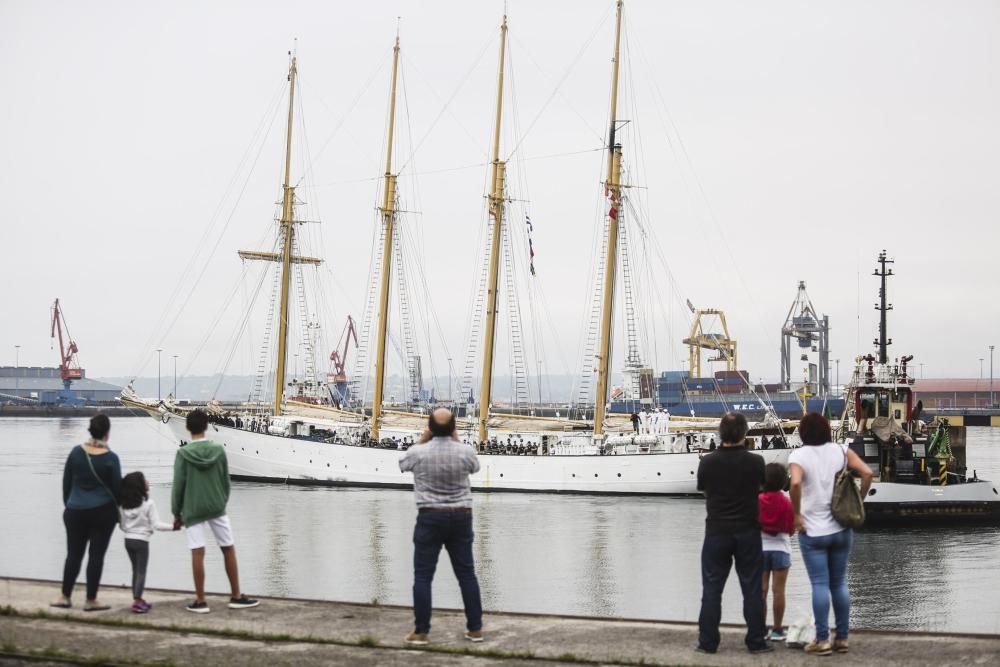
123;2;794;494
835;251;999;521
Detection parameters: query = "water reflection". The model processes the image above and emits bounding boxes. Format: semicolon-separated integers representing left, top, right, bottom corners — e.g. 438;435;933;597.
2;417;999;634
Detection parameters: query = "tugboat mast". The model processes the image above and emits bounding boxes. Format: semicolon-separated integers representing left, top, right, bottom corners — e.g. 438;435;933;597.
874;250;894;364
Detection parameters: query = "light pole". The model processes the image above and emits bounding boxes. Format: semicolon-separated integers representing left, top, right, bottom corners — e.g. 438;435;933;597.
990;345;995;408
919;363;924;379
835;359;840;396
14;345;20;394
173;354;179;399
979;357;984;379
156;348;163;401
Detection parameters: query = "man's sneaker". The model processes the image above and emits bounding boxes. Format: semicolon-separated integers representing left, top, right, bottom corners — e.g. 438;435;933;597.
404;631;429;646
804;639;833;656
833;638;849;654
694;645;717;654
228;596;260;610
749;642;775;654
131;601;149;614
464;630;484;643
186;600;210;614
770;627;788;641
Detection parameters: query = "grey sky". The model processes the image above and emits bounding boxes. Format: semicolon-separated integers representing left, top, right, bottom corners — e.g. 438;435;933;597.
2;0;998;392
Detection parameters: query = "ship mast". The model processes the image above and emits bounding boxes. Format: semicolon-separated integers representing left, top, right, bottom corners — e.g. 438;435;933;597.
271;55;298;417
370;33;402;442
238;53;321;416
477;15;509;444
873;249;894;364
593;0;625;439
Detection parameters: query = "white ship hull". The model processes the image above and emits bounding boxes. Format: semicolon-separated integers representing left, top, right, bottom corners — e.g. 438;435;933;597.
864;480;1000;522
155;410;791;496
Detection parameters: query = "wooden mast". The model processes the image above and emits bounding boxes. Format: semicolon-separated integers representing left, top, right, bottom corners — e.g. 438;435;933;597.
272;54;299;417
477;15;509;443
370;34;401;442
593;0;624;439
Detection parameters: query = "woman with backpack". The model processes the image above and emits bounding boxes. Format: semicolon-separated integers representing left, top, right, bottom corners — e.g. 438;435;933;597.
52;414;122;611
789;413;872;655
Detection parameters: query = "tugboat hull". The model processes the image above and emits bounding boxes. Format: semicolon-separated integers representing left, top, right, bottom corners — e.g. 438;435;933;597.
863;481;1000;523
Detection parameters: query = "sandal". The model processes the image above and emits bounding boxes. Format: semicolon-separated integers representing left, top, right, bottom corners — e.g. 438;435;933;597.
49;597;71;609
83;602;111;612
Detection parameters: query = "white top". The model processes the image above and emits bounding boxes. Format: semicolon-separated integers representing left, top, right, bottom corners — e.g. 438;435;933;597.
761;531;792;553
120;498;173;541
788;442;848;537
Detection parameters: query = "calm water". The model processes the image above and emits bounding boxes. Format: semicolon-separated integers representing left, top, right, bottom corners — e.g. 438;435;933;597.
2;417;999;633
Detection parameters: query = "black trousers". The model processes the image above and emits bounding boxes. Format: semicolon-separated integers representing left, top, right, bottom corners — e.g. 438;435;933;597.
61;503;118;600
698;528;768;651
124;538;150;599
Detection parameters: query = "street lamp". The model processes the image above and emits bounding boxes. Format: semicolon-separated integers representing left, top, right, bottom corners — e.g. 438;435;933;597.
173;354;179;399
14;345;20;394
834;359;840;396
979;357;984;379
156;348;163;401
919;362;924;379
447;357;453;403
990;345;995;408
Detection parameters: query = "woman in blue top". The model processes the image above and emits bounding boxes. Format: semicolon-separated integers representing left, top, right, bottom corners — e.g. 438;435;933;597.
52;414;122;611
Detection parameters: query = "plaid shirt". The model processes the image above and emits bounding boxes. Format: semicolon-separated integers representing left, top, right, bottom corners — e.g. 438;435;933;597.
399;437;480;508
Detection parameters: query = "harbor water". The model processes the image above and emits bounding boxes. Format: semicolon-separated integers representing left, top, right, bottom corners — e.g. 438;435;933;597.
2;417;998;634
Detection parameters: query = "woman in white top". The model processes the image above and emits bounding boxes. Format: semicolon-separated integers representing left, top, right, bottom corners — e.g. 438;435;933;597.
788;413;872;656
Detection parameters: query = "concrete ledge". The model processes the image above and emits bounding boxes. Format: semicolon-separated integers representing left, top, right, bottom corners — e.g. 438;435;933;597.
1;578;998;666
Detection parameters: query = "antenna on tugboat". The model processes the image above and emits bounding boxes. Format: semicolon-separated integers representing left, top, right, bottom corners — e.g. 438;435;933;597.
873;250;894;364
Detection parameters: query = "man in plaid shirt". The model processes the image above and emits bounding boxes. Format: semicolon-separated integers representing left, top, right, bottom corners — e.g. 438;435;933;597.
399;408;483;645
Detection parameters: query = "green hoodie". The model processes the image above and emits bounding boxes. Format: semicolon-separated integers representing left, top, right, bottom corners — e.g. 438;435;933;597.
171;439;230;526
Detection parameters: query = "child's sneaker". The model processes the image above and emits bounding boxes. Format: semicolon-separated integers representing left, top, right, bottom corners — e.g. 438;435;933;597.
770;627;788;641
131;601;149;614
186;600;210;614
228;595;260;610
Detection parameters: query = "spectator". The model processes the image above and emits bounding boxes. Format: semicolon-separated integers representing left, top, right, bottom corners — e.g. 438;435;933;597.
695;412;771;654
789;412;872;655
759;463;794;641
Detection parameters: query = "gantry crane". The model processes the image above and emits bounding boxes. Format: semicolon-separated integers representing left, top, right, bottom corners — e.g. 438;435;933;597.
780;281;830;395
327;316;358;405
683;308;737;378
50;298;85;404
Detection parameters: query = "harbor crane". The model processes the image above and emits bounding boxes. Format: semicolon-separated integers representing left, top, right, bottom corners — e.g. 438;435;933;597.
50;298;85;404
327;315;358;405
780;281;830;395
683;308;738;378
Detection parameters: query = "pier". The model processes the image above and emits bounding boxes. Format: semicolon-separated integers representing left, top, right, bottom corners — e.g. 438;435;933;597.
2;578;998;666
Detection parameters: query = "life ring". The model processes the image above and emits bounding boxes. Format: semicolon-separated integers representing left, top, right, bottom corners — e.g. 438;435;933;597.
161;412;170;424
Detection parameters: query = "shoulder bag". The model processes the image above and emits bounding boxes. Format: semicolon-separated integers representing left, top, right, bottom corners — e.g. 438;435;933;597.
831;444;865;528
82;446;124;524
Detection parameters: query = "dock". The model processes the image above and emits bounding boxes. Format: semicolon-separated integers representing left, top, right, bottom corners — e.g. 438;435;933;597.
1;578;998;666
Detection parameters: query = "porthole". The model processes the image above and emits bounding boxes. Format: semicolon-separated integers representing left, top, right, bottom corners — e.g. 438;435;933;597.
500;473;504;478
326;463;330;468
869;488;877;496
657;472;661;476
309;459;312;464
375;468;379;472
617;473;621;478
594;474;598;478
241;447;245;451
572;474;576;478
256;450;259;455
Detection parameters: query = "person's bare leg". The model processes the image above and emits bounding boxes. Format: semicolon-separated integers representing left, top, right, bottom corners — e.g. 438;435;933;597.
761;571;771;627
221;545;241;599
191;548;206;602
772;568;789;630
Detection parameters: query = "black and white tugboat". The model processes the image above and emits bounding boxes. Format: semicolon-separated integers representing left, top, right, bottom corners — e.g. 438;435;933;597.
836;251;1000;522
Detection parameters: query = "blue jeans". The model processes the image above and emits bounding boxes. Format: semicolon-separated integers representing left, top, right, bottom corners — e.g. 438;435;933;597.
798;529;853;641
698;529;768;651
412;511;482;634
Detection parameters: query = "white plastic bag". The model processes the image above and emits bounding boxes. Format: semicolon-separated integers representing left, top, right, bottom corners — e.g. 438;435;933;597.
785;613;815;649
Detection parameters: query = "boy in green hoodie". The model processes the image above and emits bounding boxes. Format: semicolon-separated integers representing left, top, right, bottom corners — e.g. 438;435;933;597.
172;409;259;614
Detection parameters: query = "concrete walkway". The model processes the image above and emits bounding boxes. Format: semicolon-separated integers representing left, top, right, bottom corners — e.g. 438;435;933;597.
1;578;998;666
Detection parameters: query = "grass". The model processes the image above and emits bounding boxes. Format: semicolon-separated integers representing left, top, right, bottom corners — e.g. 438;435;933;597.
1;605;673;666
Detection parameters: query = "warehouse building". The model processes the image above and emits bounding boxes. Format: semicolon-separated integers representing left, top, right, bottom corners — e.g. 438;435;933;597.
0;366;122;404
913;379;998;410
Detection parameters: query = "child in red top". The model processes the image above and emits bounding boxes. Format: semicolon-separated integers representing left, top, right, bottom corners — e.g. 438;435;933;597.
760;462;794;641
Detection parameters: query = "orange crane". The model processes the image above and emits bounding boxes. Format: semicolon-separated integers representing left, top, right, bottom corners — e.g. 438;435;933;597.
327;316;358;404
50;298;85;403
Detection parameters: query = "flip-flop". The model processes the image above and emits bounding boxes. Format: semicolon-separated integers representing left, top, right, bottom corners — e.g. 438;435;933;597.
83;604;110;612
49;601;71;609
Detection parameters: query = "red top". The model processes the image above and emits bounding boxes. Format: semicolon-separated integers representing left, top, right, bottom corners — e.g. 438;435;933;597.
758;490;794;535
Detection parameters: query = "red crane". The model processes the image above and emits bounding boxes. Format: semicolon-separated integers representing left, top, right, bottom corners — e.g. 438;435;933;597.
328;316;358;387
51;298;83;389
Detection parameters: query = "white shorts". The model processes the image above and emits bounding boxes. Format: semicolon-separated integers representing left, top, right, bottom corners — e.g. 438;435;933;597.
184;515;235;550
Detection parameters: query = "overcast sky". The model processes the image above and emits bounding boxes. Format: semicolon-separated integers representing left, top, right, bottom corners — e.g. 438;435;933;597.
2;0;998;392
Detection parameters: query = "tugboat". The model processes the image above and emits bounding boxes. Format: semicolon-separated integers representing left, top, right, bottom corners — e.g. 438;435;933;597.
836;251;1000;522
